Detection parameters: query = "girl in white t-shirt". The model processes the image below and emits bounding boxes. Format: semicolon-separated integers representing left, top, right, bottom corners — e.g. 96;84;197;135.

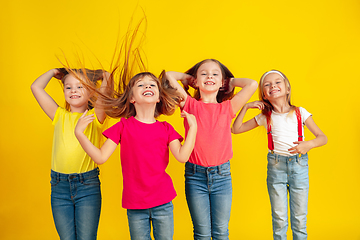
231;70;327;240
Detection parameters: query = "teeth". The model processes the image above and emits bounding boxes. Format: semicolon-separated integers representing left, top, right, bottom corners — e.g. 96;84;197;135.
143;92;154;96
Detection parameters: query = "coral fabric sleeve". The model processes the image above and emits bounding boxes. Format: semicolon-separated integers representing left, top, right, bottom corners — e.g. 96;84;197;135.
103;117;183;209
182;96;235;167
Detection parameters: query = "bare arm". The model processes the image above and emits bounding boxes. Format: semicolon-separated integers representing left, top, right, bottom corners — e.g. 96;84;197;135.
229;78;258;114
31;69;63;120
288;116;328;154
165;71;195;108
169;111;197;163
94;71;110;123
74;110;117;164
231;101;264;134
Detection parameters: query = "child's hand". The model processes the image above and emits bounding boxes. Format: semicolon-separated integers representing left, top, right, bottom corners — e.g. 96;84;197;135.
53;68;67;80
181;111;197;129
181;74;196;90
75;110;95;136
220;78;234;94
288;141;312;155
246;101;265;110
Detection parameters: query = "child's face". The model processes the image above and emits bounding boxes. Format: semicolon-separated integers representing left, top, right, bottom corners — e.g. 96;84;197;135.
262;73;289;101
63;74;90;111
195;61;223;93
130;75;160;105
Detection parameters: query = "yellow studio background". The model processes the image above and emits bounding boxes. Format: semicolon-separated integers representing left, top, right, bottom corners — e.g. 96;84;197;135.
1;0;359;239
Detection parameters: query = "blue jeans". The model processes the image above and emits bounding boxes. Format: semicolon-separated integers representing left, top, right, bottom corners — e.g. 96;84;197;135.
185;161;232;240
127;201;174;240
51;168;102;240
267;153;309;240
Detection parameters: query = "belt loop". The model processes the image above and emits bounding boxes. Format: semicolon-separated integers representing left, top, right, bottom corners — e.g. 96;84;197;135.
193;164;196;174
57;172;60;182
80;172;84;183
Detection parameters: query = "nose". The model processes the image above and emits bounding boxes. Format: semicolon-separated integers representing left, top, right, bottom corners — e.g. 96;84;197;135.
145;84;151;88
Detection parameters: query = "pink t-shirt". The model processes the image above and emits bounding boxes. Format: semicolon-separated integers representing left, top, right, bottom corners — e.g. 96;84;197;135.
103;117;183;209
182;96;235;167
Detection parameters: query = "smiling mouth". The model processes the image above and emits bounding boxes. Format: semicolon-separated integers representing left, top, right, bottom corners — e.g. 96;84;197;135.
205;81;215;85
143;91;154;96
70;95;81;99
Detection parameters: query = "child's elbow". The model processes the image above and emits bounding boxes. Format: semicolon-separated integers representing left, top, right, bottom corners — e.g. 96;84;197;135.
249;80;258;90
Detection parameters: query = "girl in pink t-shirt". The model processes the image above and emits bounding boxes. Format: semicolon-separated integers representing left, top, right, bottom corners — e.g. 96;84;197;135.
166;59;258;239
75;71;197;239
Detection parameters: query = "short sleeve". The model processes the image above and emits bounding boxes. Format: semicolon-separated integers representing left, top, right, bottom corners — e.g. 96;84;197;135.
52;107;63;126
299;107;312;125
164;122;184;143
103;119;124;144
254;113;267;127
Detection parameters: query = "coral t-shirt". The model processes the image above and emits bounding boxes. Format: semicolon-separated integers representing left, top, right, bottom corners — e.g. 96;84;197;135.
182;96;235;167
103;116;183;209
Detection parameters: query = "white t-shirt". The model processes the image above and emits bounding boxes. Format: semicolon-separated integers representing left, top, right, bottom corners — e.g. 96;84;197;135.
255;107;312;156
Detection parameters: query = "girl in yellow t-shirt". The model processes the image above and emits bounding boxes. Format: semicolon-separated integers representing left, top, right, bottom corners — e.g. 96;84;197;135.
31;68;110;240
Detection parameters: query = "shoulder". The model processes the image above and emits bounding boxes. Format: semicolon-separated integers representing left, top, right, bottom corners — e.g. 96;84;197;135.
254;112;266;125
297;107;312;121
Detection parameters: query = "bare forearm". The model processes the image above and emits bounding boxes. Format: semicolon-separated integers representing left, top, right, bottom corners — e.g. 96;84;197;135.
177;127;197;163
31;70;55;91
232;105;249;134
308;134;328;150
75;132;107;164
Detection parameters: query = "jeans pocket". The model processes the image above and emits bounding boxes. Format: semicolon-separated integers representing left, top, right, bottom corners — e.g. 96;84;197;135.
219;166;231;176
297;156;309;167
267;154;278;166
50;178;59;186
82;176;101;186
184;167;195;177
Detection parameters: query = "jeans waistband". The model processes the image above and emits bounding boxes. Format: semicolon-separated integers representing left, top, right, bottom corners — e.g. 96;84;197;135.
51;168;100;182
267;152;308;163
185;161;230;174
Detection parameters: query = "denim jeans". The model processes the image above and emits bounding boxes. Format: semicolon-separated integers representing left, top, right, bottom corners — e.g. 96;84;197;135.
51;168;102;240
185;161;232;240
267;153;309;240
127;201;174;240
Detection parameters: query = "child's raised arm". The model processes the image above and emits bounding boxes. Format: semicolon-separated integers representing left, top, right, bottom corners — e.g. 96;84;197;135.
288;116;328;155
31;69;64;120
75;110;117;164
231;101;264;134
165;71;195;108
228;78;258;114
94;71;111;124
169;111;197;163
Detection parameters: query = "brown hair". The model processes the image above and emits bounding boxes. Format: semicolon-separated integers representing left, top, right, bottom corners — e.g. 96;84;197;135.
185;59;235;103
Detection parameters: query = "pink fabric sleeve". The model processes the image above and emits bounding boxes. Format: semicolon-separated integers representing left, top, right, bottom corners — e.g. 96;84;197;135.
102;119;124;144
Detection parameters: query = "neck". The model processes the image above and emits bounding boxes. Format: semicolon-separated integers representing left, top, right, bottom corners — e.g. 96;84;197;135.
70;105;88;113
270;99;291;113
199;90;218;103
134;103;157;123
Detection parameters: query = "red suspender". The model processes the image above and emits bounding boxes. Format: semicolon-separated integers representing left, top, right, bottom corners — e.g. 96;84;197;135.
266;107;303;153
295;107;303;141
266;112;274;151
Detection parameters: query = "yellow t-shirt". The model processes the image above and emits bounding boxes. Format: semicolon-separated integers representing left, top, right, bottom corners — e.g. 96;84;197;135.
51;107;104;174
